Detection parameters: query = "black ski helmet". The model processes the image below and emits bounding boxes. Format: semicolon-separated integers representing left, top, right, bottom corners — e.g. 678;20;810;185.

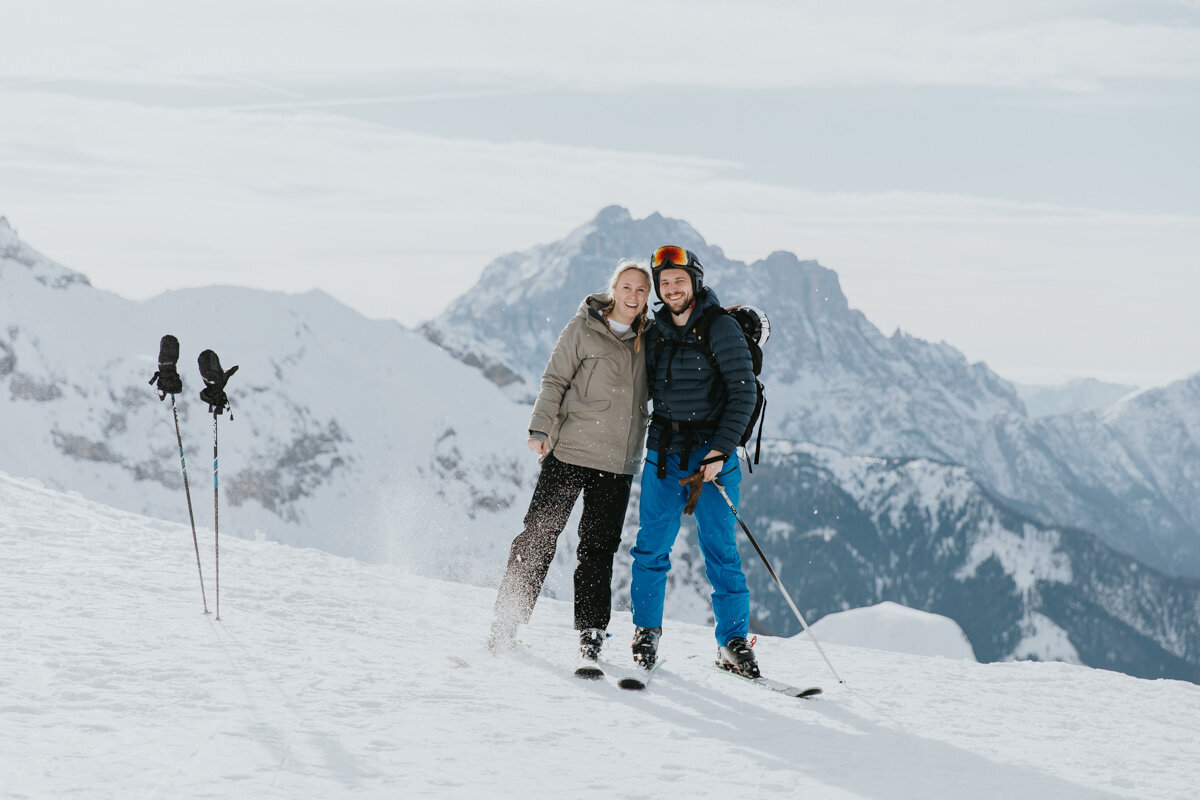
650;245;704;301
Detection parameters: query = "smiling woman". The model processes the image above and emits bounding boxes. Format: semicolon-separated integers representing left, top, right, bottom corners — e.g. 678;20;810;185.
488;259;652;661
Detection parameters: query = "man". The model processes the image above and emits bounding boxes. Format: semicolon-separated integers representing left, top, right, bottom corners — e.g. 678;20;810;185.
629;245;760;677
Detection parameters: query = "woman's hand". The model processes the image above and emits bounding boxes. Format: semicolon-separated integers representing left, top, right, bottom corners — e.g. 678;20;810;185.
528;438;549;456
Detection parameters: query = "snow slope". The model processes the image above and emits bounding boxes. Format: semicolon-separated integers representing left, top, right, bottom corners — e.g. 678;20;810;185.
4;473;1198;799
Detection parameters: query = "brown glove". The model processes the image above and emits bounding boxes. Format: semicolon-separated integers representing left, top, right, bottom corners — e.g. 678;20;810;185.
678;470;705;515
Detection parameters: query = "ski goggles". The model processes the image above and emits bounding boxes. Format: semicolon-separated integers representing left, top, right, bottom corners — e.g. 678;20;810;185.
651;245;696;270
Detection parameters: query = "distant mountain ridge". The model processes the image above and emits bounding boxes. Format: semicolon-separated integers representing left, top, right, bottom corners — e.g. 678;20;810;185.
1016;378;1138;418
424;206;1200;577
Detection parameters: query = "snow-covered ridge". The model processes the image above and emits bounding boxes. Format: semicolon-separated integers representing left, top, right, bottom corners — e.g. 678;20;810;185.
5;472;1200;800
0;223;535;575
811;601;977;660
0;216;91;289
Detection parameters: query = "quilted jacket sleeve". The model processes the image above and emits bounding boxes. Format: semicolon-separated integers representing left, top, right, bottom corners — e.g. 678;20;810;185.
706;314;756;457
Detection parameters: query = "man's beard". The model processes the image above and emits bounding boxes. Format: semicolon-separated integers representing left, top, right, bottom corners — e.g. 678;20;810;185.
666;295;692;315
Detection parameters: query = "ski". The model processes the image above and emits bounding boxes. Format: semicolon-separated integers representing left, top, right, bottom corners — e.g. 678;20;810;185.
574;663;605;680
712;663;822;698
618;659;664;691
572;653;664;688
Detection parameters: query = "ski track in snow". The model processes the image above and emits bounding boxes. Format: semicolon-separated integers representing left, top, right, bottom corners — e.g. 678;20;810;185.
3;472;1199;799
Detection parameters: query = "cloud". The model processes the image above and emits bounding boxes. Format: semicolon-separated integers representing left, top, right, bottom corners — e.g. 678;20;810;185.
4;2;1200;91
2;90;1197;387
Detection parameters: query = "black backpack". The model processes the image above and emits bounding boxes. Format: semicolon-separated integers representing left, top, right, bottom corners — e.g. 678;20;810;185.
653;305;769;472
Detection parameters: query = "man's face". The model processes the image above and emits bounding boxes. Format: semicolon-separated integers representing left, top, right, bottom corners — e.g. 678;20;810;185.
658;268;694;315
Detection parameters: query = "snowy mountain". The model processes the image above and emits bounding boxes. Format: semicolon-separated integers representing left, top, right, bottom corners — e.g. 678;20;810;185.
5;472;1200;800
1016;377;1138;418
983;379;1200;574
0;215;532;578
424;207;1200;578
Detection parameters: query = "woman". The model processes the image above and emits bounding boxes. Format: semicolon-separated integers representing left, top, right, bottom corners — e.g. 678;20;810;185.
489;259;652;661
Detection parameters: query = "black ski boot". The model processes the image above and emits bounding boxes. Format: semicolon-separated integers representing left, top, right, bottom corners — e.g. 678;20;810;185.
579;628;605;662
631;626;661;669
718;636;760;678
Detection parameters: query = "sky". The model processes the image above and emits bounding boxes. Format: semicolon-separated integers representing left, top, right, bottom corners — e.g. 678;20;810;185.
1;1;1198;387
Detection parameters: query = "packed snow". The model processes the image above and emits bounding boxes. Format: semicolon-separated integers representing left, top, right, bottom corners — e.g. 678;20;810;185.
4;472;1199;799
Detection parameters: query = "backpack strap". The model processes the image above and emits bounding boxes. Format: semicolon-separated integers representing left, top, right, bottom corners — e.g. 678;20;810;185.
655;420;671;478
691;306;726;369
690;306;728;405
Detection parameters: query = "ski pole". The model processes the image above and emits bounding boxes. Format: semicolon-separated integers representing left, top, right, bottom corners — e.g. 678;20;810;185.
198;349;238;622
174;395;210;615
150;335;209;615
212;412;221;622
713;479;844;684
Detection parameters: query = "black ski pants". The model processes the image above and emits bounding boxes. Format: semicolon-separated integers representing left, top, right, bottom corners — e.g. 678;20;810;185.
493;453;633;631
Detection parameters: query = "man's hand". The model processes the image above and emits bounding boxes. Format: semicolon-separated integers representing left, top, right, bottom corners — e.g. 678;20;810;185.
528;438;549;456
700;449;726;482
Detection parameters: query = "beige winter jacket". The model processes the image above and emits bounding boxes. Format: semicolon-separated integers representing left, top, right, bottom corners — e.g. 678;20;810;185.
528;294;650;475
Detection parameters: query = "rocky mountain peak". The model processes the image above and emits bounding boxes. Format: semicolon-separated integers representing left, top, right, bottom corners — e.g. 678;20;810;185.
0;217;92;290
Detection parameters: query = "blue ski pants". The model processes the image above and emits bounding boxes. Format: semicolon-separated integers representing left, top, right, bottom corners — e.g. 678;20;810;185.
630;448;749;646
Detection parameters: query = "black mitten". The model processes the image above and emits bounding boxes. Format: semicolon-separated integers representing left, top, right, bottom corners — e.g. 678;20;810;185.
198;349;239;414
148;335;184;397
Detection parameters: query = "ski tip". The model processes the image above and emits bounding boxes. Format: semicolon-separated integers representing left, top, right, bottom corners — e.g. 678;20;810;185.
617;678;646;690
575;667;605;680
799;687;823;698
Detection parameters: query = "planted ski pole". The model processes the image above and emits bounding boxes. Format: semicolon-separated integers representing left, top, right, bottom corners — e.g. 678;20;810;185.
149;335;209;615
198;349;238;621
712;479;844;684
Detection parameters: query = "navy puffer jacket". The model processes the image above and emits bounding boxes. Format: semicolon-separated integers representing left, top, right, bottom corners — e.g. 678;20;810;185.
645;287;756;459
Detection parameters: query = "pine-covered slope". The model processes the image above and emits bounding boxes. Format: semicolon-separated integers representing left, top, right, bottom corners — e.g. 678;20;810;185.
710;444;1200;682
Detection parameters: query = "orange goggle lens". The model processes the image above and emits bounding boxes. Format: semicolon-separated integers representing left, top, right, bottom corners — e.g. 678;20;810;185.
652;245;690;269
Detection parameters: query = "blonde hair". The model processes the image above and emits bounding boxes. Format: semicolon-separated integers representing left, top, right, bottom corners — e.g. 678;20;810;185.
602;259;652;351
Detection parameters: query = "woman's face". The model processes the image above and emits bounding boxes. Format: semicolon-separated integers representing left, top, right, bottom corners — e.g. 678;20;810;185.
610;269;650;325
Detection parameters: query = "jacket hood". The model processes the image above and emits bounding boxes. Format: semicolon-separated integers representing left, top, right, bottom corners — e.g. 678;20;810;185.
580;292;644;337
